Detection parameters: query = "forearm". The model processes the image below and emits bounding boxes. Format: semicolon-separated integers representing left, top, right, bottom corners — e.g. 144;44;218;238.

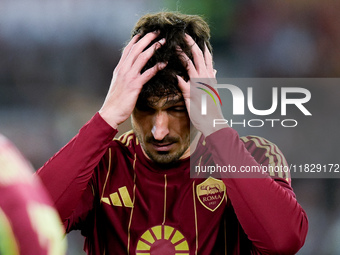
205;128;308;254
36;113;117;220
37;31;166;222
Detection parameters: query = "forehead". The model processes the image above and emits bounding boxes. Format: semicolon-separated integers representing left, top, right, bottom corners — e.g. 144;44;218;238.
147;94;184;108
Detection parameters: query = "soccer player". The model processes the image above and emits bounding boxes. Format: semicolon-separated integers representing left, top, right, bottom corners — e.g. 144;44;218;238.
0;134;66;255
36;12;308;254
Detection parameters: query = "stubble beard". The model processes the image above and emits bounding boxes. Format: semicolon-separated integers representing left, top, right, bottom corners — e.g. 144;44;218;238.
132;126;190;166
137;133;190;165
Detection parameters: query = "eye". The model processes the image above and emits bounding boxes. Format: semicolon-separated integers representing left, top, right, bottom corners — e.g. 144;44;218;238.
135;104;155;113
169;106;186;112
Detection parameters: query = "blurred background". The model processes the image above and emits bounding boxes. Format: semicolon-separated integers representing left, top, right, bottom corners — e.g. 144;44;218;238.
1;0;340;254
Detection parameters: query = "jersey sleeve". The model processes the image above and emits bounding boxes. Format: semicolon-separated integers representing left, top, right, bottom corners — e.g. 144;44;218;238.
204;127;308;255
240;135;291;184
36;113;117;230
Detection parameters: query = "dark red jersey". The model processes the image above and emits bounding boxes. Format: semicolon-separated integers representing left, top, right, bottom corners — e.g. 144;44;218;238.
37;113;308;255
0;134;66;255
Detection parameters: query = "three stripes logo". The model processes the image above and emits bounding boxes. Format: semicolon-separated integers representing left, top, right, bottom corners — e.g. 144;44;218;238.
101;186;133;208
196;82;222;115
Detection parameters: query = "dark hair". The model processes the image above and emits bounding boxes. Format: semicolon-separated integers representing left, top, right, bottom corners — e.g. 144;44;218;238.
131;12;212;107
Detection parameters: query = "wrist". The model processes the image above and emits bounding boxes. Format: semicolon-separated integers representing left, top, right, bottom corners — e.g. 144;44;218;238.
98;110;119;129
201;123;229;137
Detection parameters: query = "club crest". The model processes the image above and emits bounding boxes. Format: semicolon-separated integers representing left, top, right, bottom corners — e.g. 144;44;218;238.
196;177;226;212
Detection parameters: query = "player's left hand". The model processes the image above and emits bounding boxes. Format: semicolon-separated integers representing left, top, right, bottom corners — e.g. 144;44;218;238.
177;34;226;137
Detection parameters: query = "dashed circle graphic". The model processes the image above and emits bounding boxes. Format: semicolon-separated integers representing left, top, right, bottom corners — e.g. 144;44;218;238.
136;225;189;255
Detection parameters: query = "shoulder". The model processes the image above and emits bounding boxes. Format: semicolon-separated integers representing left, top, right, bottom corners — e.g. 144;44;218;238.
112;130;137;148
240;135;290;183
108;130;139;158
114;130;137;146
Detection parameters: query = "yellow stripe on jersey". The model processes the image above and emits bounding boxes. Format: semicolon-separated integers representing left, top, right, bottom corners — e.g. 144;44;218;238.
257;136;286;178
240;136;289;182
110;192;122;207
162;174;167;225
125;135;135;147
100;148;112;204
118;186;133;208
127;153;137;255
102;187;133;208
101;197;110;205
116;130;135;147
241;136;276;168
192;181;199;255
117;130;134;143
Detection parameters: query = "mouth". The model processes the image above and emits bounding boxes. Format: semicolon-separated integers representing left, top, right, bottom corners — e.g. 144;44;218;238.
151;142;176;152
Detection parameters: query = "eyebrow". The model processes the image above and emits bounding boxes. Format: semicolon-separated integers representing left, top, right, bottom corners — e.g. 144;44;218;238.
163;96;185;106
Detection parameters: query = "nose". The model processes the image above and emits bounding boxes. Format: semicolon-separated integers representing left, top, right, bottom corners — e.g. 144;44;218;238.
151;111;169;141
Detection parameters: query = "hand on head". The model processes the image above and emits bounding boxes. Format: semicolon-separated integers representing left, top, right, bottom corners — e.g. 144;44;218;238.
99;12;225;139
176;34;225;137
99;31;167;129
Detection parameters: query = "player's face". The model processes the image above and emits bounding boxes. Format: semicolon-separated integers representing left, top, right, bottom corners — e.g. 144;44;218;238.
132;94;196;165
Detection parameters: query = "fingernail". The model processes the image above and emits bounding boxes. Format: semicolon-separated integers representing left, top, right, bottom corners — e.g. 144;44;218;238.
153;30;160;34
159;62;167;69
158;38;166;45
185;34;194;42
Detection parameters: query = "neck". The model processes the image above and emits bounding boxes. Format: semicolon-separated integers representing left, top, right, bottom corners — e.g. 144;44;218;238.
179;131;201;160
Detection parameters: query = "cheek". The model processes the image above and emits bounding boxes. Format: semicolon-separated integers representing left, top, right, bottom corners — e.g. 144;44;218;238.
132;114;153;136
169;115;191;135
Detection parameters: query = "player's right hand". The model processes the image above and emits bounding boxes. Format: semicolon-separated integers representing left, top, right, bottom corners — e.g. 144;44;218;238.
99;31;167;129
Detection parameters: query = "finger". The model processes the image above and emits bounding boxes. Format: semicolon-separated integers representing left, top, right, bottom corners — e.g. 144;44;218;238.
124;31;161;68
185;34;206;73
131;38;166;74
176;75;189;93
138;61;167;85
116;34;141;69
177;47;198;78
204;44;214;76
176;75;190;110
